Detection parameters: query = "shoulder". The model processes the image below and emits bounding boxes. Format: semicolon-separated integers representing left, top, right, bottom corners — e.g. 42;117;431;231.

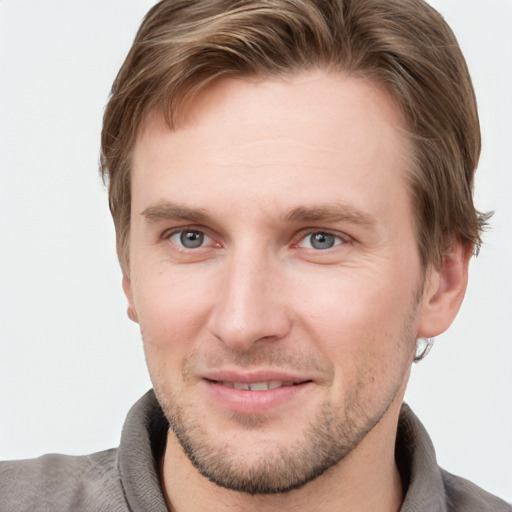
397;403;510;511
0;449;129;512
441;468;511;512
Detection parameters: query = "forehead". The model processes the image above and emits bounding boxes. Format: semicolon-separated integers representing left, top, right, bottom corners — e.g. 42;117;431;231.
132;70;413;222
138;70;409;153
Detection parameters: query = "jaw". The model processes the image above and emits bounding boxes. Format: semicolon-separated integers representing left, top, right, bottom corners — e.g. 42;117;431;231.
154;349;412;485
159;374;409;512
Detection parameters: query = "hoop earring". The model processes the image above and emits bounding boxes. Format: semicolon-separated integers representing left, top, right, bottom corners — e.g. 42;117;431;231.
414;337;434;363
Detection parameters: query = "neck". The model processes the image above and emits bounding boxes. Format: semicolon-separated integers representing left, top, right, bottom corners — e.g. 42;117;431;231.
160;402;405;512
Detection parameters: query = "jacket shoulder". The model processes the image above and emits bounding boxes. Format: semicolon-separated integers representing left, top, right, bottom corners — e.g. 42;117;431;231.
442;469;511;512
0;449;128;512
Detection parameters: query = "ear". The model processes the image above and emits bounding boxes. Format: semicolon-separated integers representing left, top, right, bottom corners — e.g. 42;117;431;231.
417;243;471;338
122;275;139;324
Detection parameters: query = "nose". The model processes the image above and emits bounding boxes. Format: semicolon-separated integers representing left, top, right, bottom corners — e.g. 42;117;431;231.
207;249;292;351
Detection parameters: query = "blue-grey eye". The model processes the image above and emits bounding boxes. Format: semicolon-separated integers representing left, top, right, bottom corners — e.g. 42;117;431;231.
299;232;342;250
171;230;206;248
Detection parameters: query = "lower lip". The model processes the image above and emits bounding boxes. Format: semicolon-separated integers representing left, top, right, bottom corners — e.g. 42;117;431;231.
203;380;312;414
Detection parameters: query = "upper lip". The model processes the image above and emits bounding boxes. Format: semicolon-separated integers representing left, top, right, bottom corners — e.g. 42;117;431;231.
201;369;313;384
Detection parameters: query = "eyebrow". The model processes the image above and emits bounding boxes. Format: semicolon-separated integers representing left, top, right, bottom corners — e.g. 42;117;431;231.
141;201;376;228
141;203;211;223
281;204;376;227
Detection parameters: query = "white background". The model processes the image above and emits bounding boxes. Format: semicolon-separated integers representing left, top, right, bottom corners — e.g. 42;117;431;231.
1;0;511;503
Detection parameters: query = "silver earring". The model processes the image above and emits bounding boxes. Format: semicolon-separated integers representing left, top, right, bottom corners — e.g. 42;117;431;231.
414;337;434;363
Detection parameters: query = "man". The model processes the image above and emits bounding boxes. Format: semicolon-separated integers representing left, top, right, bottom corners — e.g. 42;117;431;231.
1;0;510;510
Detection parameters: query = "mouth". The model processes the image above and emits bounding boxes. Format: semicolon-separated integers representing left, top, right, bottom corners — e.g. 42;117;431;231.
202;375;314;414
205;379;310;391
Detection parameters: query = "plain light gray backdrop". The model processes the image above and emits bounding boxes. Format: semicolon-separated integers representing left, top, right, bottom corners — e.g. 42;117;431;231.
1;0;511;503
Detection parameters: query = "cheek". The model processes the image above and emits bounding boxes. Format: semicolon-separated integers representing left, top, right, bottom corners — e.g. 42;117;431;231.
132;267;215;353
134;271;215;396
289;263;419;356
292;269;418;407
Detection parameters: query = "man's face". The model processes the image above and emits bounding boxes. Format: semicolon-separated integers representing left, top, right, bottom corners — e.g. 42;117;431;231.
126;71;426;493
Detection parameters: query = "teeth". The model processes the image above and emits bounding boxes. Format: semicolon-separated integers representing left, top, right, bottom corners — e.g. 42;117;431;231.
249;382;270;391
233;382;251;390
221;381;294;391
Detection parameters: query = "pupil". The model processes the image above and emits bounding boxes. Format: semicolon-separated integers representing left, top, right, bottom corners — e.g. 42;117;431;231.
311;232;334;250
180;231;204;248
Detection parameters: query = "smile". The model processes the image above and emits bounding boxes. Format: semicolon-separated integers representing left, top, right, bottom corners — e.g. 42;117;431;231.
203;377;313;413
218;380;300;391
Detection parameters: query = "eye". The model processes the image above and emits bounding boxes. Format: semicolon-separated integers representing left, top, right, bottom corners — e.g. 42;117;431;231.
298;232;343;250
169;229;211;249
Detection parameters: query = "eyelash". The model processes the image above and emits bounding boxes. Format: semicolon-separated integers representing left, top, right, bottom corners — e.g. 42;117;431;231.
165;228;215;250
163;227;349;252
296;231;346;250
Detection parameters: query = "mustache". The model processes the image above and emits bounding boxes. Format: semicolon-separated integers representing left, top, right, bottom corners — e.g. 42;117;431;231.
182;346;331;376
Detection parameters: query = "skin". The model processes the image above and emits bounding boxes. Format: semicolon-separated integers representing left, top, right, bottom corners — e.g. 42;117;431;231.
124;70;470;512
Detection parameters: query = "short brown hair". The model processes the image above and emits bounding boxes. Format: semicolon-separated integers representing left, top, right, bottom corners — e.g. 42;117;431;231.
101;0;488;273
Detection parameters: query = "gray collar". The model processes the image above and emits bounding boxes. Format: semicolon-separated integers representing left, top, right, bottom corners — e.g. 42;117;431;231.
117;391;448;511
118;390;170;512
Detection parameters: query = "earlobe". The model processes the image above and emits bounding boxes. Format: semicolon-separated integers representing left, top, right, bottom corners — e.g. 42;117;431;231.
122;275;139;324
417;244;471;338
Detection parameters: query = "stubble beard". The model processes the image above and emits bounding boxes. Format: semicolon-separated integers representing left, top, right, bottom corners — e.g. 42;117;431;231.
158;391;391;495
151;348;413;495
148;292;419;495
